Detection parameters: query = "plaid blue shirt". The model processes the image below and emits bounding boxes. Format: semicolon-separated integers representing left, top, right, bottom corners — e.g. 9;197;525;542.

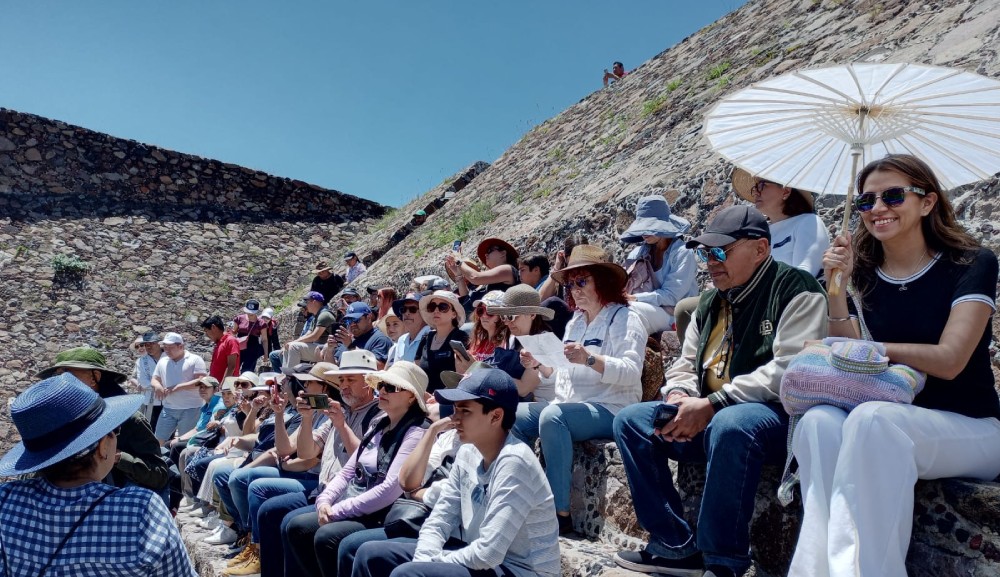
0;479;195;577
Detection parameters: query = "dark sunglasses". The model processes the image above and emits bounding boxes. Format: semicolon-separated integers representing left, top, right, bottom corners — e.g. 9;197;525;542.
377;382;401;394
235;381;253;388
751;180;775;195
401;304;420;314
694;239;748;264
475;305;495;317
111;425;122;437
854;186;926;213
426;302;453;313
562;276;592;291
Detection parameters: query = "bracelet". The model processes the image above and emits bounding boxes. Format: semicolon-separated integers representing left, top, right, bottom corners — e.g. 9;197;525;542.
532;363;542;371
827;316;852;322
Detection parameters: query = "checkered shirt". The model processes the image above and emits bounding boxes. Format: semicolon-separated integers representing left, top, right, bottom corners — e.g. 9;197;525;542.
0;478;195;577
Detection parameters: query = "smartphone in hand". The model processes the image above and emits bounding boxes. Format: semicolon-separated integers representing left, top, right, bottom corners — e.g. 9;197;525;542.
652;403;679;430
449;340;472;362
452;240;463;254
302;393;330;410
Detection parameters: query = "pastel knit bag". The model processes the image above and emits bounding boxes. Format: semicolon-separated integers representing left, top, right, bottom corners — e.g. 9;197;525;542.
776;292;927;505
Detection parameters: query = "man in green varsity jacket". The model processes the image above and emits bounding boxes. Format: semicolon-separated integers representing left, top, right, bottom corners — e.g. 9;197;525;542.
612;205;827;577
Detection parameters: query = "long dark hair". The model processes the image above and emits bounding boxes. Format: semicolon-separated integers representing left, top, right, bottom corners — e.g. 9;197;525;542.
853;154;980;295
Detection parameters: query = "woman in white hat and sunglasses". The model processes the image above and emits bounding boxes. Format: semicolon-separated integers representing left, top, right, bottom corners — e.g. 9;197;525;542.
0;373;196;576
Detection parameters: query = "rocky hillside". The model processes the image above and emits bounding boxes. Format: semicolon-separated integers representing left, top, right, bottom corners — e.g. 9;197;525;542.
351;0;1000;286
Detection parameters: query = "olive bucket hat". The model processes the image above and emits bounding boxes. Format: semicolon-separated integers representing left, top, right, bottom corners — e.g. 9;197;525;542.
36;347;129;398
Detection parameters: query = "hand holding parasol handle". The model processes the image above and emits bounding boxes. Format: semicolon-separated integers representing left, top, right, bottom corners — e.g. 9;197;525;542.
829;148;863;297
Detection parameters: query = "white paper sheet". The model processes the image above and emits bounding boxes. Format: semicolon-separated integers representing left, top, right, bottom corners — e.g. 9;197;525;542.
516;333;572;369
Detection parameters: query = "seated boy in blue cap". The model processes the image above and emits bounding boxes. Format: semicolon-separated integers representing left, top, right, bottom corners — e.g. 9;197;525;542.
351;368;561;577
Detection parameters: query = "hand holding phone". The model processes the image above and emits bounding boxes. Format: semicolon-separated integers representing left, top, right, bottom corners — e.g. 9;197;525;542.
452;240;463;255
449;340;472;362
652;403;679;430
302;393;330;410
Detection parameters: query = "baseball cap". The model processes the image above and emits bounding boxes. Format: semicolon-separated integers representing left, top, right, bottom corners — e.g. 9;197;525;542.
305;291;326;303
342;288;360;298
435;368;519;412
160;332;184;345
344;302;373;321
392;291;429;317
685;205;770;249
344;251;357;260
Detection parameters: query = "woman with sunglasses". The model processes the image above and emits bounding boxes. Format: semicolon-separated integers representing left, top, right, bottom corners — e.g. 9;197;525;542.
483;283;557;401
516;246;645;535
790;154;1000;577
285;362;429;577
0;374;196;576
446;237;522;314
415;290;470;392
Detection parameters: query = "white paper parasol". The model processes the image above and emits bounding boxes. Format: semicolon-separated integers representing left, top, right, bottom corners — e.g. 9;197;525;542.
704;62;1000;293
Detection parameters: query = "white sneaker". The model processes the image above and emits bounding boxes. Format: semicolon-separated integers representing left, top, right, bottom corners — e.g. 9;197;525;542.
198;512;221;530
201;524;225;542
204;524;239;545
180;496;195;509
189;504;214;518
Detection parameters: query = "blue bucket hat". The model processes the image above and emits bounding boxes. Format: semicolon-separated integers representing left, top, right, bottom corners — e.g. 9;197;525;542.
619;195;691;244
0;374;143;476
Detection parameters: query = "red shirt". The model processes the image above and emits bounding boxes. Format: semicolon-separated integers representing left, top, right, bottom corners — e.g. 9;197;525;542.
210;333;240;381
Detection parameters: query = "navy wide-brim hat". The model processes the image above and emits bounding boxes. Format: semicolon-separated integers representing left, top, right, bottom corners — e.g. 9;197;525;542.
0;373;143;477
619;195;691;244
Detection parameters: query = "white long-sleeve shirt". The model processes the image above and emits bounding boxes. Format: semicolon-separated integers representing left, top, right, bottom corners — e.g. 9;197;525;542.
413;435;561;577
768;213;830;278
540;304;644;414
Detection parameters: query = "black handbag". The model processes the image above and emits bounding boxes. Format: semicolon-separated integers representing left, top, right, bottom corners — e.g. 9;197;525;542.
383;498;432;539
190;427;224;449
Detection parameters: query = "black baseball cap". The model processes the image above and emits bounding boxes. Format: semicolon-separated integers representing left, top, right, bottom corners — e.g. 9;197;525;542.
435;368;518;412
685;205;770;248
392;291;430;317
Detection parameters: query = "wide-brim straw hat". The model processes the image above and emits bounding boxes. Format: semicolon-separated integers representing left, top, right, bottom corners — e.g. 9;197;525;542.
440;361;493;390
485;284;555;320
732;167;815;211
292;361;340;391
0;373;143;476
35;346;129;398
476;238;519;265
364;361;430;413
313;260;333;274
619;194;691;243
550;245;628;289
419;290;466;326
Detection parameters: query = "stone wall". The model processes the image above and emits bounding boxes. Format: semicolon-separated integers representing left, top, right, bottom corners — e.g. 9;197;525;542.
0;108;386;222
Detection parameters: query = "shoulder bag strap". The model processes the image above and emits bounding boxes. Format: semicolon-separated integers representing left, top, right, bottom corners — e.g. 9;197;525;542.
848;288;872;341
36;487;119;577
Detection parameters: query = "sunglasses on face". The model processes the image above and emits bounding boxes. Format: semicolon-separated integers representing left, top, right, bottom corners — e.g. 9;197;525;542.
486;246;504;255
854;186;926;212
694;239;748;263
562;276;592;291
377;382;401;394
401;304;420;314
500;314;521;323
426;302;453;313
475;305;496;317
235;381;253;389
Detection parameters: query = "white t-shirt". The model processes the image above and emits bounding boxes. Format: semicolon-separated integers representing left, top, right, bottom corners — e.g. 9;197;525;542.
153;351;207;409
768;213;830;278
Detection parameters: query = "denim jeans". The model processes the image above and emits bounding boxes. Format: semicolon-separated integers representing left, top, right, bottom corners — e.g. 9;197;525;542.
336;528;399;577
613;401;788;575
154;406;201;442
247;476;318;543
268;350;284;372
352;541;517;577
212;463;241;530
513;400;617;513
261;499;313;577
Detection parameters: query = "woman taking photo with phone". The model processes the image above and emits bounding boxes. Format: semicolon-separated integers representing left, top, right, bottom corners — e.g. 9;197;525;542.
789;154;1000;577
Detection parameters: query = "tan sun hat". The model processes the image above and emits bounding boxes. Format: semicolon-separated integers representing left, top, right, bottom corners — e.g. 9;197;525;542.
485;284;554;320
731;167;815;211
364;361;430;413
418;290;466;326
550;245;627;289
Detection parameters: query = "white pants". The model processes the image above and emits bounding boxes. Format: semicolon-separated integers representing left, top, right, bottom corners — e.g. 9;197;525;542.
788;402;1000;577
629;301;673;334
197;455;245;504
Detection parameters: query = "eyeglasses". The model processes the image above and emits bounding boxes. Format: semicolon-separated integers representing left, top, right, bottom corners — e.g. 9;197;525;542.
426;302;453;313
235;381;253;389
854;186;926;212
562;276;592;291
475;305;495;317
401;304;419;314
751;180;775;195
377;382;401;394
500;314;521;323
694;239;748;263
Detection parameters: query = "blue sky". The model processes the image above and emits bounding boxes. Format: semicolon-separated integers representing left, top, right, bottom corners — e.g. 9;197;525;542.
0;1;745;207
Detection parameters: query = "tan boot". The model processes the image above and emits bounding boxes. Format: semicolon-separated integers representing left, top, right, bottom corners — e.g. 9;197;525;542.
223;544;261;576
226;543;254;567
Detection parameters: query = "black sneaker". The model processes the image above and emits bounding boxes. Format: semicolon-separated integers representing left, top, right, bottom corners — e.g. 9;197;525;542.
557;514;575;535
613;549;703;576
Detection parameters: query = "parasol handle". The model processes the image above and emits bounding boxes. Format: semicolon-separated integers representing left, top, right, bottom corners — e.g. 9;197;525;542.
828;148;862;297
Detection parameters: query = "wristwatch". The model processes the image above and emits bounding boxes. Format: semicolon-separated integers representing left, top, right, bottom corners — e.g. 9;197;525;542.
586;354;597;367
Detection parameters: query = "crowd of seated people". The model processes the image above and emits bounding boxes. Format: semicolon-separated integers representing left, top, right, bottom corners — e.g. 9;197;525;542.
2;154;996;577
